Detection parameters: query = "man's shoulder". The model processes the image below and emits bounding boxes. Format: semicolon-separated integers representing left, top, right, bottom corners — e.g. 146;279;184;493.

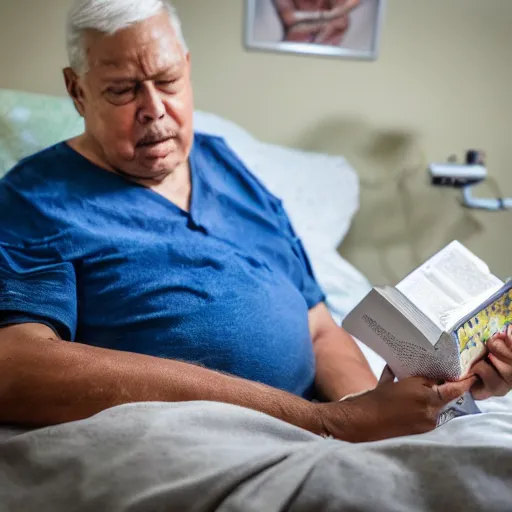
0;142;75;246
192;132;227;152
192;132;280;205
1;142;70;188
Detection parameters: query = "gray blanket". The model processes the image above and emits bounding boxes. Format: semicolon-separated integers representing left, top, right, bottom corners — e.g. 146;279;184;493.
1;401;512;512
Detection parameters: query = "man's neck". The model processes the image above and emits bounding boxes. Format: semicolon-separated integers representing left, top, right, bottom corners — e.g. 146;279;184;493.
144;163;192;212
67;134;192;212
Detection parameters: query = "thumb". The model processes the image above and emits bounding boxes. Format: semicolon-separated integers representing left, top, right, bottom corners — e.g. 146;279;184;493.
378;365;396;385
437;376;478;404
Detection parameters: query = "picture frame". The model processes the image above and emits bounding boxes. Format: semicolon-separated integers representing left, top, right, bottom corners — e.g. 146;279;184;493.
244;0;386;61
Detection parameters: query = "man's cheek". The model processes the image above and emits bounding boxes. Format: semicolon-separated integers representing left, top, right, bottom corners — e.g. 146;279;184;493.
101;104;135;131
101;116;136;159
117;142;137;162
99;126;136;162
167;95;191;131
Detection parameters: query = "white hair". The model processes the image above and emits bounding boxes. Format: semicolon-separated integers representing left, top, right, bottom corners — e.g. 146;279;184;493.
67;0;188;74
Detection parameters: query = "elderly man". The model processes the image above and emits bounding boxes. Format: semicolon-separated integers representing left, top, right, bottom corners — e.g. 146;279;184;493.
0;0;508;445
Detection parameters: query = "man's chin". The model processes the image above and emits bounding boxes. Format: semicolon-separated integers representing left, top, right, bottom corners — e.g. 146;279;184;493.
128;155;180;180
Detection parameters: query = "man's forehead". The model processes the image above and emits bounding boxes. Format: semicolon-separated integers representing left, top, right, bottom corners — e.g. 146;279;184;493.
84;13;185;75
93;56;184;76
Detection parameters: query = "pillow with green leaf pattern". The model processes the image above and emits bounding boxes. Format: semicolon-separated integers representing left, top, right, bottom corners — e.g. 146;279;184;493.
0;89;84;177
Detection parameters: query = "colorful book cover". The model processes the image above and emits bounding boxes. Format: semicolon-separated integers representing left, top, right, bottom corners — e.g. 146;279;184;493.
452;281;512;373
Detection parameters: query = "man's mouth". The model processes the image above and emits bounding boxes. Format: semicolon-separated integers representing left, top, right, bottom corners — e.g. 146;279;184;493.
136;135;174;148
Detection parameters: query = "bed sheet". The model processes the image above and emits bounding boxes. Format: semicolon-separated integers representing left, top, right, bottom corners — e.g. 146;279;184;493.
1;401;511;511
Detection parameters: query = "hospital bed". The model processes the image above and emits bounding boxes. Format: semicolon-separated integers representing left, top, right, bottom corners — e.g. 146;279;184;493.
0;89;511;511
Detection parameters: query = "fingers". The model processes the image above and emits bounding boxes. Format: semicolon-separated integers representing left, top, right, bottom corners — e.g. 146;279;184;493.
487;330;512;387
469;376;492;401
437;376;478;404
488;339;512;365
488;328;512;366
488;354;512;388
378;365;395;385
469;325;512;399
489;325;512;345
471;359;510;400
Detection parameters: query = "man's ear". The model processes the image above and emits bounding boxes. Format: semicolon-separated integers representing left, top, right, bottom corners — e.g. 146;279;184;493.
63;67;86;117
185;52;192;77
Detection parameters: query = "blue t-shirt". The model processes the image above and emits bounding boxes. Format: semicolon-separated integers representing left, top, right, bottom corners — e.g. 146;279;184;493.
0;134;325;398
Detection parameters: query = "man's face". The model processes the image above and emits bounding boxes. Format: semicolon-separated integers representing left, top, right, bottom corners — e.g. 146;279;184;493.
66;11;193;180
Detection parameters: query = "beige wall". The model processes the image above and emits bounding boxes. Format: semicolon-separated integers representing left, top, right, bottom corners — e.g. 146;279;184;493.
1;0;511;284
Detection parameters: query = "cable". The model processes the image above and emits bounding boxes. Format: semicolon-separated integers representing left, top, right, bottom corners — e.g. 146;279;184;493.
485;176;505;201
460;176;512;211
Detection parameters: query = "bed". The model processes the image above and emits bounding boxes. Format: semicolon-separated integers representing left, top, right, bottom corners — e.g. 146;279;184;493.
0;89;511;511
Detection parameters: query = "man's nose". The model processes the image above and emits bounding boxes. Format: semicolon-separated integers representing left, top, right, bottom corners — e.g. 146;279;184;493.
137;83;166;124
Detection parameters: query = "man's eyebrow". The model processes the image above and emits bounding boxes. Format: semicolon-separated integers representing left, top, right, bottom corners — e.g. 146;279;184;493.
102;77;138;84
102;68;183;84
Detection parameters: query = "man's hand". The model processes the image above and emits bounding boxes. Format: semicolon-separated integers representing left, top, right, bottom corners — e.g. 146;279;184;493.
317;371;476;442
470;326;512;400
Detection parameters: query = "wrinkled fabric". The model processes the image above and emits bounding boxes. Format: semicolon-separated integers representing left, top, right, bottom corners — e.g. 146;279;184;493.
1;401;512;512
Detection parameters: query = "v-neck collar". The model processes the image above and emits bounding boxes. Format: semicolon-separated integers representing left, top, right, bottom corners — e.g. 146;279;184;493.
61;138;204;227
186;135;226;235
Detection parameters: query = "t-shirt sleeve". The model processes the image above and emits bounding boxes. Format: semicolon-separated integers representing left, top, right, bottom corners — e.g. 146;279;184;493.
275;203;326;309
0;244;77;340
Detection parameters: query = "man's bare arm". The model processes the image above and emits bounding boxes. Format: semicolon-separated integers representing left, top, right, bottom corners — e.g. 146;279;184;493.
0;323;322;432
0;323;474;443
309;303;377;401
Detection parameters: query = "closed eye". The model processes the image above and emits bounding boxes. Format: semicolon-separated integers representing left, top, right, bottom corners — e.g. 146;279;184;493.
156;79;177;85
108;87;134;95
156;79;179;91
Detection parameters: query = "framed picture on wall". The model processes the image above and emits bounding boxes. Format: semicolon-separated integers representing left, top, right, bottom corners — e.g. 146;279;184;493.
244;0;385;60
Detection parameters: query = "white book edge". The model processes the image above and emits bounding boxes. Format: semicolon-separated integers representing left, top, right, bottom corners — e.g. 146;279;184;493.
343;289;474;380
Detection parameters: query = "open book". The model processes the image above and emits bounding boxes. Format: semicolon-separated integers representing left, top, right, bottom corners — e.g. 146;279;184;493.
343;241;511;382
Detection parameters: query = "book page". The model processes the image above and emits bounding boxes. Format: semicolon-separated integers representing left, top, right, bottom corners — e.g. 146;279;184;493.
397;241;503;328
440;288;501;331
396;273;459;329
425;242;502;299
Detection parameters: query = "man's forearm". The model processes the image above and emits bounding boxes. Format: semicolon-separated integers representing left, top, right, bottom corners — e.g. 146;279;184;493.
314;327;377;401
0;326;323;433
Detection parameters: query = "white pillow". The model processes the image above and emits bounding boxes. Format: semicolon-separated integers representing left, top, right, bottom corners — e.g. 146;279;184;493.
193;110;257;149
239;142;359;252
